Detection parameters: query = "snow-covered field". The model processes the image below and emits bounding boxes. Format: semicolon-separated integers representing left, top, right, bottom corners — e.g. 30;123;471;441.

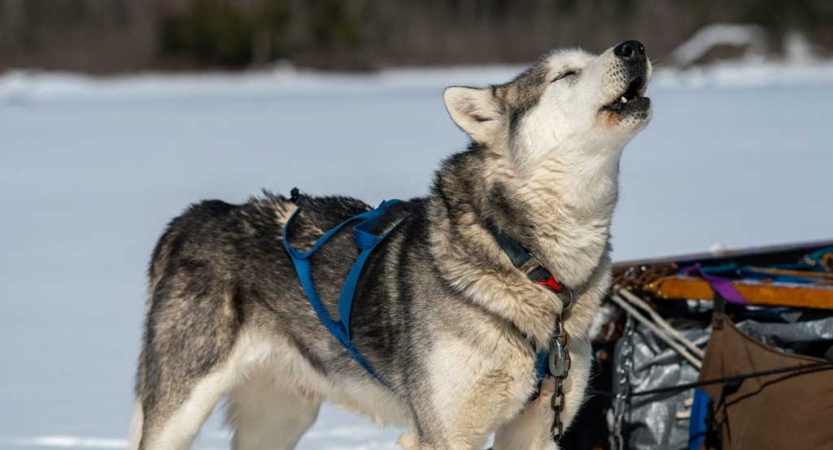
1;63;831;449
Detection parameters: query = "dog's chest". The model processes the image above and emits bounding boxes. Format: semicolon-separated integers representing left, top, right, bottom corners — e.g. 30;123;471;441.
521;170;616;289
426;305;546;404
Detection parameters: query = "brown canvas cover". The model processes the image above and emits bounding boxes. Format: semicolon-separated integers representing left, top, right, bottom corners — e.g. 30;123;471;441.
699;313;833;450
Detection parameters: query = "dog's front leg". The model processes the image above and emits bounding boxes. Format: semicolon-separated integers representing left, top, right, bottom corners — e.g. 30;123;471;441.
492;377;558;450
493;336;593;450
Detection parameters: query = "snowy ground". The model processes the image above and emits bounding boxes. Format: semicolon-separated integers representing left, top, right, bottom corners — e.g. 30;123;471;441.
1;62;832;449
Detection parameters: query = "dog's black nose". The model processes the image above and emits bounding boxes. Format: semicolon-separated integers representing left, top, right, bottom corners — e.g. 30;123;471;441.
614;40;646;62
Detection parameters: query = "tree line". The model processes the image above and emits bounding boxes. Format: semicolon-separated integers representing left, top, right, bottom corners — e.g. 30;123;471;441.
0;0;830;74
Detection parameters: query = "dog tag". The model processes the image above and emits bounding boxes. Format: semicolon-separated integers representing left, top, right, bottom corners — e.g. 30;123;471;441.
548;339;569;378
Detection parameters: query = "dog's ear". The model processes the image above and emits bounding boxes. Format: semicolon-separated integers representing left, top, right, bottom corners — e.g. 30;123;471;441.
443;86;503;143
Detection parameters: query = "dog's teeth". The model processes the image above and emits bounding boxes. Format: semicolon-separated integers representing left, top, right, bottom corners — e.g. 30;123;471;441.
621;96;628;104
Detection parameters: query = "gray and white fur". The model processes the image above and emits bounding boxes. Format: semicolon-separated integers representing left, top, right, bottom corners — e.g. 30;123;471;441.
132;41;653;450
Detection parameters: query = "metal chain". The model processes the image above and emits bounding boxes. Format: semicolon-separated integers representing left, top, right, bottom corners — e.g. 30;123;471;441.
548;288;574;442
550;318;571;441
611;315;635;450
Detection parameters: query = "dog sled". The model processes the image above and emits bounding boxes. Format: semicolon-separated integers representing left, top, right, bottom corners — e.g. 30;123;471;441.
562;240;833;450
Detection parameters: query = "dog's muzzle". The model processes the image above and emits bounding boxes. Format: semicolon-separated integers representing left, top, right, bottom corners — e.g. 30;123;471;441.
602;40;650;115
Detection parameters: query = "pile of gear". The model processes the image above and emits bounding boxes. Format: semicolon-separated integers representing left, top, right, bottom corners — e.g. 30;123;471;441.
562;240;833;450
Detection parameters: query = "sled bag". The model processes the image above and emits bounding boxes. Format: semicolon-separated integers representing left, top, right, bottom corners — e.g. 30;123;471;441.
699;313;833;450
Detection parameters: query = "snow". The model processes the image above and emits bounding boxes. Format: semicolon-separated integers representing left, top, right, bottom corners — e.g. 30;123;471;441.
669;24;768;66
653;60;833;88
4;59;833;104
1;437;128;449
1;63;832;449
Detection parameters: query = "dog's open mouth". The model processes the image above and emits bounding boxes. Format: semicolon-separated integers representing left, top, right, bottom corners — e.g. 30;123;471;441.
602;76;649;114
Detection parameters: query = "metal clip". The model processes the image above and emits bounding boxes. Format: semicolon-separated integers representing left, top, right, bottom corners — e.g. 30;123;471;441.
548;319;570;376
548;339;567;377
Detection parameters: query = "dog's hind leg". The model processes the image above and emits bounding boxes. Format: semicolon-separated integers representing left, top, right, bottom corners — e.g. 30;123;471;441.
128;401;144;450
135;284;242;449
137;364;236;450
226;370;321;450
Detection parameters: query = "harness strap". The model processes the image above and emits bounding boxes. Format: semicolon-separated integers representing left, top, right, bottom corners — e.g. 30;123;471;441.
282;198;403;387
681;263;748;308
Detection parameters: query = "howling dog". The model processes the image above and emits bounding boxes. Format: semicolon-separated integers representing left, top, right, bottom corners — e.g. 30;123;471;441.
132;40;652;450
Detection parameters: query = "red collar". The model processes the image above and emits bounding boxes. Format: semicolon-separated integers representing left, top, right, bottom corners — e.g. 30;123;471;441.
487;224;571;304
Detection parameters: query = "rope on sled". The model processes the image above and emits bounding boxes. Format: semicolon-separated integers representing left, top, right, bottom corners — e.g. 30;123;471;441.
609;289;703;369
617;287;705;359
590;359;833;399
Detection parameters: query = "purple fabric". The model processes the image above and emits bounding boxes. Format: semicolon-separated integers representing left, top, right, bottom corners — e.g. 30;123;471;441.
681;264;749;305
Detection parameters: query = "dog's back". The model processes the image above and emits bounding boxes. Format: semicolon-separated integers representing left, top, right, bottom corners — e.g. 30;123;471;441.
134;193;385;450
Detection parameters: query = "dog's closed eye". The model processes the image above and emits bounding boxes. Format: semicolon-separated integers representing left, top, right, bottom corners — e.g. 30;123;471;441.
551;70;579;83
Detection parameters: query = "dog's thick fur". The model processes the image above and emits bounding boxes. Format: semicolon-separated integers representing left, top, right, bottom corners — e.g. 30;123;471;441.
132;43;652;450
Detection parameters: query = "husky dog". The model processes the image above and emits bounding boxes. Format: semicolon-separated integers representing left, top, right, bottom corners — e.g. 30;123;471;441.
132;40;652;450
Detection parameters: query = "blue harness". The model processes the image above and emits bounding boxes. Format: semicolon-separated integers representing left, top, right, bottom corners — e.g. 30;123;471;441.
282;195;566;389
282;198;403;387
